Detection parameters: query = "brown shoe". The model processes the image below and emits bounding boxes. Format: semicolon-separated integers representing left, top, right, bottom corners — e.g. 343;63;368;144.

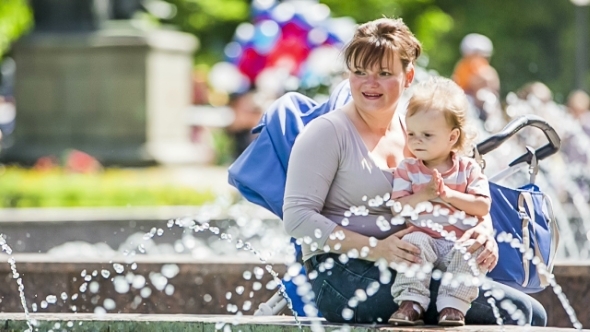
438;307;465;326
388;301;424;326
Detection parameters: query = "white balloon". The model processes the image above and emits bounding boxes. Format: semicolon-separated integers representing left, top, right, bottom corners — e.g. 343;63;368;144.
208;62;250;93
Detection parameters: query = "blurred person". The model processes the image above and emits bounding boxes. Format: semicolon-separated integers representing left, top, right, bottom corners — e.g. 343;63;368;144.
452;34;504;132
225;90;263;159
566;89;590;135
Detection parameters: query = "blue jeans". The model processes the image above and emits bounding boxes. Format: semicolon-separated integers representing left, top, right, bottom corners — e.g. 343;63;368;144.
306;253;547;326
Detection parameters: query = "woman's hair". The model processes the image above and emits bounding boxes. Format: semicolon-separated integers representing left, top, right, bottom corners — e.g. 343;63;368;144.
406;76;475;154
344;17;422;72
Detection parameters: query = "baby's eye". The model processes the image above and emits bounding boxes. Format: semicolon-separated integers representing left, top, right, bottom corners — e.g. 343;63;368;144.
407;132;414;136
424;133;432;138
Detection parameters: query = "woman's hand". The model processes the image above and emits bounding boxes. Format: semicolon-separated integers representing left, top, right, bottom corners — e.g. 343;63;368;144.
373;226;422;265
457;222;498;271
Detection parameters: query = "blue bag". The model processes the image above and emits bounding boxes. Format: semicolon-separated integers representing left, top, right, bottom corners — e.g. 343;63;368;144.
487;182;560;293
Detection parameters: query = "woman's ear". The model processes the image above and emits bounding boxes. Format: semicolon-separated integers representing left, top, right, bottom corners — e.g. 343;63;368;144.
404;64;415;87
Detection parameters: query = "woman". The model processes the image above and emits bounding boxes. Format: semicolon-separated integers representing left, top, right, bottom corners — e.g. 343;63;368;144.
283;17;546;326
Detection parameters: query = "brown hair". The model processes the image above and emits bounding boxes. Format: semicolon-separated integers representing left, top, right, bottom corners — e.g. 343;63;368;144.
406;76;475;154
344;17;422;72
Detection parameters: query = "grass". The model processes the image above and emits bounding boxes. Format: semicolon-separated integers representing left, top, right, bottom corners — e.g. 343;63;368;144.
0;166;215;208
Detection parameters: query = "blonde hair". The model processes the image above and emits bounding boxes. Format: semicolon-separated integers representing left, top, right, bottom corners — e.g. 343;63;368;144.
406;76;475;154
344;17;422;72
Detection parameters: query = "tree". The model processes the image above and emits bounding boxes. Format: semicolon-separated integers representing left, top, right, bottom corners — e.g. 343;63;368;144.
0;0;33;59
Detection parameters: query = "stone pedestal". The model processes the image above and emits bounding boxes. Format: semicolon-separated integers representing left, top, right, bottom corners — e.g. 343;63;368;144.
2;26;200;165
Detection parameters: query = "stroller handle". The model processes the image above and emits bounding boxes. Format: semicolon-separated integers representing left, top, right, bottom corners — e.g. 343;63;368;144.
476;114;561;166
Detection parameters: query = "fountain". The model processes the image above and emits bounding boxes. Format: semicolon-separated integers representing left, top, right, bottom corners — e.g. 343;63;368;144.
1;1;590;331
2;98;590;331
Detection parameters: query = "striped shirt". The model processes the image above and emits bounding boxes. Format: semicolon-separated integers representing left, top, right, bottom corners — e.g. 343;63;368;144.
391;154;490;239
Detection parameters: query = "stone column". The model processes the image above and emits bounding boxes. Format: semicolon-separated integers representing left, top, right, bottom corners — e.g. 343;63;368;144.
2;26;200;165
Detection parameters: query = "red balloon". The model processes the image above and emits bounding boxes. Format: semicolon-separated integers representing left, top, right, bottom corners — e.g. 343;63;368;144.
238;47;268;82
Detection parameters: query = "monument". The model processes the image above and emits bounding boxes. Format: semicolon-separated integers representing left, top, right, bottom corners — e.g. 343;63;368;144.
1;0;201;165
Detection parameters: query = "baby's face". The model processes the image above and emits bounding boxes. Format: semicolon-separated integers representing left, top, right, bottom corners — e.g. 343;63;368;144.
405;109;456;163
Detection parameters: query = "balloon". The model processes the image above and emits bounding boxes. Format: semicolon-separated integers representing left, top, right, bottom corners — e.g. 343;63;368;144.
238;47;268;82
208;62;250;94
252;20;281;55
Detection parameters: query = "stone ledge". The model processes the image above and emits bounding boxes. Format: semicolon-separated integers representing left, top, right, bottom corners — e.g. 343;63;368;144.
0;313;586;332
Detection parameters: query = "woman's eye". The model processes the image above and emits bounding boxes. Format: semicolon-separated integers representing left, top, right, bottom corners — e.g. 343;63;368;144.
380;72;391;76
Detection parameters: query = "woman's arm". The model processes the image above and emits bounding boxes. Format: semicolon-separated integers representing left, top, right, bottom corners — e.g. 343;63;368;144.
283;118;341;247
325;225;422;265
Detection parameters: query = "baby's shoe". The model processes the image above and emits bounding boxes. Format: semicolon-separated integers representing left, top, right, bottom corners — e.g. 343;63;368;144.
438;307;465;326
388;301;424;326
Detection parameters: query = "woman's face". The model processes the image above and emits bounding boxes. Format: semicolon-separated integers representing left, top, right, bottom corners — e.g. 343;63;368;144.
348;53;413;115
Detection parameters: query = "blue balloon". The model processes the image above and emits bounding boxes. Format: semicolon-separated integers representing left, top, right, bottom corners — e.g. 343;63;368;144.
252;20;281;55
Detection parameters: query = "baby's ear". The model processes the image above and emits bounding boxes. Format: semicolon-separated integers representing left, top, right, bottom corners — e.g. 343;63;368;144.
450;128;460;145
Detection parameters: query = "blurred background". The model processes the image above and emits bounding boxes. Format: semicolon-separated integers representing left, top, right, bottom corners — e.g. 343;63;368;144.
0;0;588;213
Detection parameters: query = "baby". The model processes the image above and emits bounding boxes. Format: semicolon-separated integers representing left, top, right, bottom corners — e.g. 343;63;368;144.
388;76;491;326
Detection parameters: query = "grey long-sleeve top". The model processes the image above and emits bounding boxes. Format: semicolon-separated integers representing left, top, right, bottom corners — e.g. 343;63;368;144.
283;109;406;261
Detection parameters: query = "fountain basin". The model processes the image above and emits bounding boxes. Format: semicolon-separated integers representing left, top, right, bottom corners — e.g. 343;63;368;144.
0;254;588;328
0;313;586;331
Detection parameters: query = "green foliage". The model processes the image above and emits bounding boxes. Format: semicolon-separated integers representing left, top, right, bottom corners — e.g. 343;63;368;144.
163;0;585;100
0;0;32;58
0;167;215;208
161;0;250;66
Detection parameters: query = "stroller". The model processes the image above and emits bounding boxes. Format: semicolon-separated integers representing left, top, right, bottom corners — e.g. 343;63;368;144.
228;81;561;316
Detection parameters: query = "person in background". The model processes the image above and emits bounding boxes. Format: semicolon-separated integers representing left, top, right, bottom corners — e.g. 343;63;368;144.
225;90;263;160
566;89;590;136
452;34;503;131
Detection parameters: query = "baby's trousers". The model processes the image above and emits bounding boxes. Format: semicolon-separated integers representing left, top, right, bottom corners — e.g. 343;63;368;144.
390;231;486;314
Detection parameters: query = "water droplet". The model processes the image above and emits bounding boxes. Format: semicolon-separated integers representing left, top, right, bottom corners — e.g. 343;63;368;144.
79;283;88;293
242;300;252;311
103;298;116;310
242;271;252;280
161;264;180;279
113;276;130;294
235;286;245;295
101;270;110;279
31;303;37;312
140;287;152;298
113;263;125;274
157;228;164;236
342;308;354;320
314;229;322;239
132;275;146;289
94;306;106;316
46;295;57;304
40;301;48;309
60;292;68;301
225;292;232;300
89;282;100;293
165;284;175;296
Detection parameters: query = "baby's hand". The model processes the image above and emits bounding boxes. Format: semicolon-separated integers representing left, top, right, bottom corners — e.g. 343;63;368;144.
421;173;440;200
434;170;450;200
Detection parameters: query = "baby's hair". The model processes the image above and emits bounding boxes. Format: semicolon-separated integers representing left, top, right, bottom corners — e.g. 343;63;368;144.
406;76;476;154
